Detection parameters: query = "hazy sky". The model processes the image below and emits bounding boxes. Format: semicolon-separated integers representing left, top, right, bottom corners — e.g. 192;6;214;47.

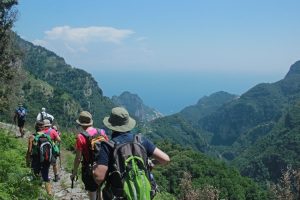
14;0;300;114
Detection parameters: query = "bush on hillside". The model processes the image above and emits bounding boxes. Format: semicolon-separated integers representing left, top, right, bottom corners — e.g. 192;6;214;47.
0;129;44;199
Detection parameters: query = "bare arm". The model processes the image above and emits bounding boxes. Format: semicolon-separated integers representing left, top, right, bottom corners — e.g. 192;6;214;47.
152;147;170;165
56;134;61;143
93;164;108;185
73;150;82;176
26;135;34;166
26;135;33;156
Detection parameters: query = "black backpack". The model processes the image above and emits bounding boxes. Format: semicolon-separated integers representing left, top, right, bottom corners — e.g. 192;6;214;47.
40;112;53;123
103;134;155;200
17;107;26;120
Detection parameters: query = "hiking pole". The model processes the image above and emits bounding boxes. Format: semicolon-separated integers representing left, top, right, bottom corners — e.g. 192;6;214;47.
70;171;78;200
70;174;75;200
57;144;62;170
70;176;74;200
59;155;62;170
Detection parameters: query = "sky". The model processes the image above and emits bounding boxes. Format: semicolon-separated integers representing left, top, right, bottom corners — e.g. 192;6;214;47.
14;0;300;114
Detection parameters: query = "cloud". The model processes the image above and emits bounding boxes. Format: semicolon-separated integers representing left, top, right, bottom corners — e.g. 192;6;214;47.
32;39;49;46
44;26;135;44
30;25;154;70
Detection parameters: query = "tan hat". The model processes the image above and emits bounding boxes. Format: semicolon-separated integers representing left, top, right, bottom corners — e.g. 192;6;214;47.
103;107;136;132
76;111;93;126
43;119;52;127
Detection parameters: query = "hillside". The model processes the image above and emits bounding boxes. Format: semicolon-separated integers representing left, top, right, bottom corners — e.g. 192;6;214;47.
180;91;238;127
146;91;238;153
3;33;116;129
146;60;300;185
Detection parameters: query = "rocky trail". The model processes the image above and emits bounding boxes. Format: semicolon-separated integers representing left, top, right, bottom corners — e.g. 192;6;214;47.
0;122;89;200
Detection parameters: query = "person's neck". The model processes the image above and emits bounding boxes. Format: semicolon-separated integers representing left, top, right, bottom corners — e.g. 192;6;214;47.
82;126;92;131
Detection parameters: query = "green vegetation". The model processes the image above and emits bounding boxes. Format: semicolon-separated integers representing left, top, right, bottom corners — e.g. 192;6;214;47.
152;142;268;199
0;0;22;120
0;129;49;199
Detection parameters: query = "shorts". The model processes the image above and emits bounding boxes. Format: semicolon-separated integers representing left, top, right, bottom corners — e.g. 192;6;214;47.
82;165;98;192
31;156;50;182
18;119;25;127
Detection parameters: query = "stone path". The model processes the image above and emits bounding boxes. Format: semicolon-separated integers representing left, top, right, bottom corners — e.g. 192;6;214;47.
0;122;89;200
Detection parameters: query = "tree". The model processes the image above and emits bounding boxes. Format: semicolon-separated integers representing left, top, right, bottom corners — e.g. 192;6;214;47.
0;0;19;118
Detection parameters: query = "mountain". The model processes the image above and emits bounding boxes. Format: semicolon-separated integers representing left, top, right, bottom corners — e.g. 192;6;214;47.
201;61;300;148
111;91;163;122
180;91;238;126
145;91;237;153
230;61;300;183
4;33;116;128
146;60;300;185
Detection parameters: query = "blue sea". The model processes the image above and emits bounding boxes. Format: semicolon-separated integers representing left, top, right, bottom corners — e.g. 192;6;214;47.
92;70;283;115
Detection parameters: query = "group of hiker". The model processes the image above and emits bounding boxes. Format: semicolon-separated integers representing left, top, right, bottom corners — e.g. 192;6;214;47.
15;103;170;200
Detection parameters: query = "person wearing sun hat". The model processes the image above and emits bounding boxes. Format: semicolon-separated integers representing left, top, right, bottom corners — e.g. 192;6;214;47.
42;119;61;182
71;111;108;200
93;107;170;199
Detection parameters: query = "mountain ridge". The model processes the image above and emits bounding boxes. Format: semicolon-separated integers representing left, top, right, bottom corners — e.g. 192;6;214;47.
112;91;163;122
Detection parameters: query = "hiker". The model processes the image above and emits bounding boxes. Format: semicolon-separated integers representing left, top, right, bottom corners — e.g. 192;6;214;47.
26;121;53;196
93;107;170;200
13;103;27;137
52;125;62;173
70;111;108;200
43;119;61;182
36;107;54;123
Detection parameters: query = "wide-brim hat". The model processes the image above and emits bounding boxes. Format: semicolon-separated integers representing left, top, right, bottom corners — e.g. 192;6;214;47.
103;107;136;132
76;111;93;126
43;119;52;127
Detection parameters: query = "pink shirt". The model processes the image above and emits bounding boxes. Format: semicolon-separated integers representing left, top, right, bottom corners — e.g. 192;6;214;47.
43;127;59;141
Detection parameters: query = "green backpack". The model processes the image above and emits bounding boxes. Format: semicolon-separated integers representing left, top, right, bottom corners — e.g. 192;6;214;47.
104;134;152;200
44;128;60;156
32;132;55;163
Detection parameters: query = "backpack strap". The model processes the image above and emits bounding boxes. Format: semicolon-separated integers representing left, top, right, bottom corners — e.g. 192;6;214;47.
45;127;52;136
80;131;92;164
80;128;107;164
80;130;90;138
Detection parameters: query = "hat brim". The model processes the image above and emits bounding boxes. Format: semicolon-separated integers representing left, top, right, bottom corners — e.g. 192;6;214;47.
76;119;93;127
43;123;52;127
103;116;136;132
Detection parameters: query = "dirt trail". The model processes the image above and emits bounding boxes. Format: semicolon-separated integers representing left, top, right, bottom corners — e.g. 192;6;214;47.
0;122;89;200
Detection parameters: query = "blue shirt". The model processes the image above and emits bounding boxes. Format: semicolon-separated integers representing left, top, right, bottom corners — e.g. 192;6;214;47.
96;132;156;166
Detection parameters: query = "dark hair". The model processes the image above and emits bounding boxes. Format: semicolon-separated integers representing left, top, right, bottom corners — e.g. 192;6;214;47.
35;121;44;132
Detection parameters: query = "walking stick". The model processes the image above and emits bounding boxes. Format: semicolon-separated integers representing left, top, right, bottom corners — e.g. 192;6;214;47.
59;155;62;170
70;176;74;200
70;170;77;200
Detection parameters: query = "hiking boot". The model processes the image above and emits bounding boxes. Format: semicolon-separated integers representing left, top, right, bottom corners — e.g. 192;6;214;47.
53;174;60;182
